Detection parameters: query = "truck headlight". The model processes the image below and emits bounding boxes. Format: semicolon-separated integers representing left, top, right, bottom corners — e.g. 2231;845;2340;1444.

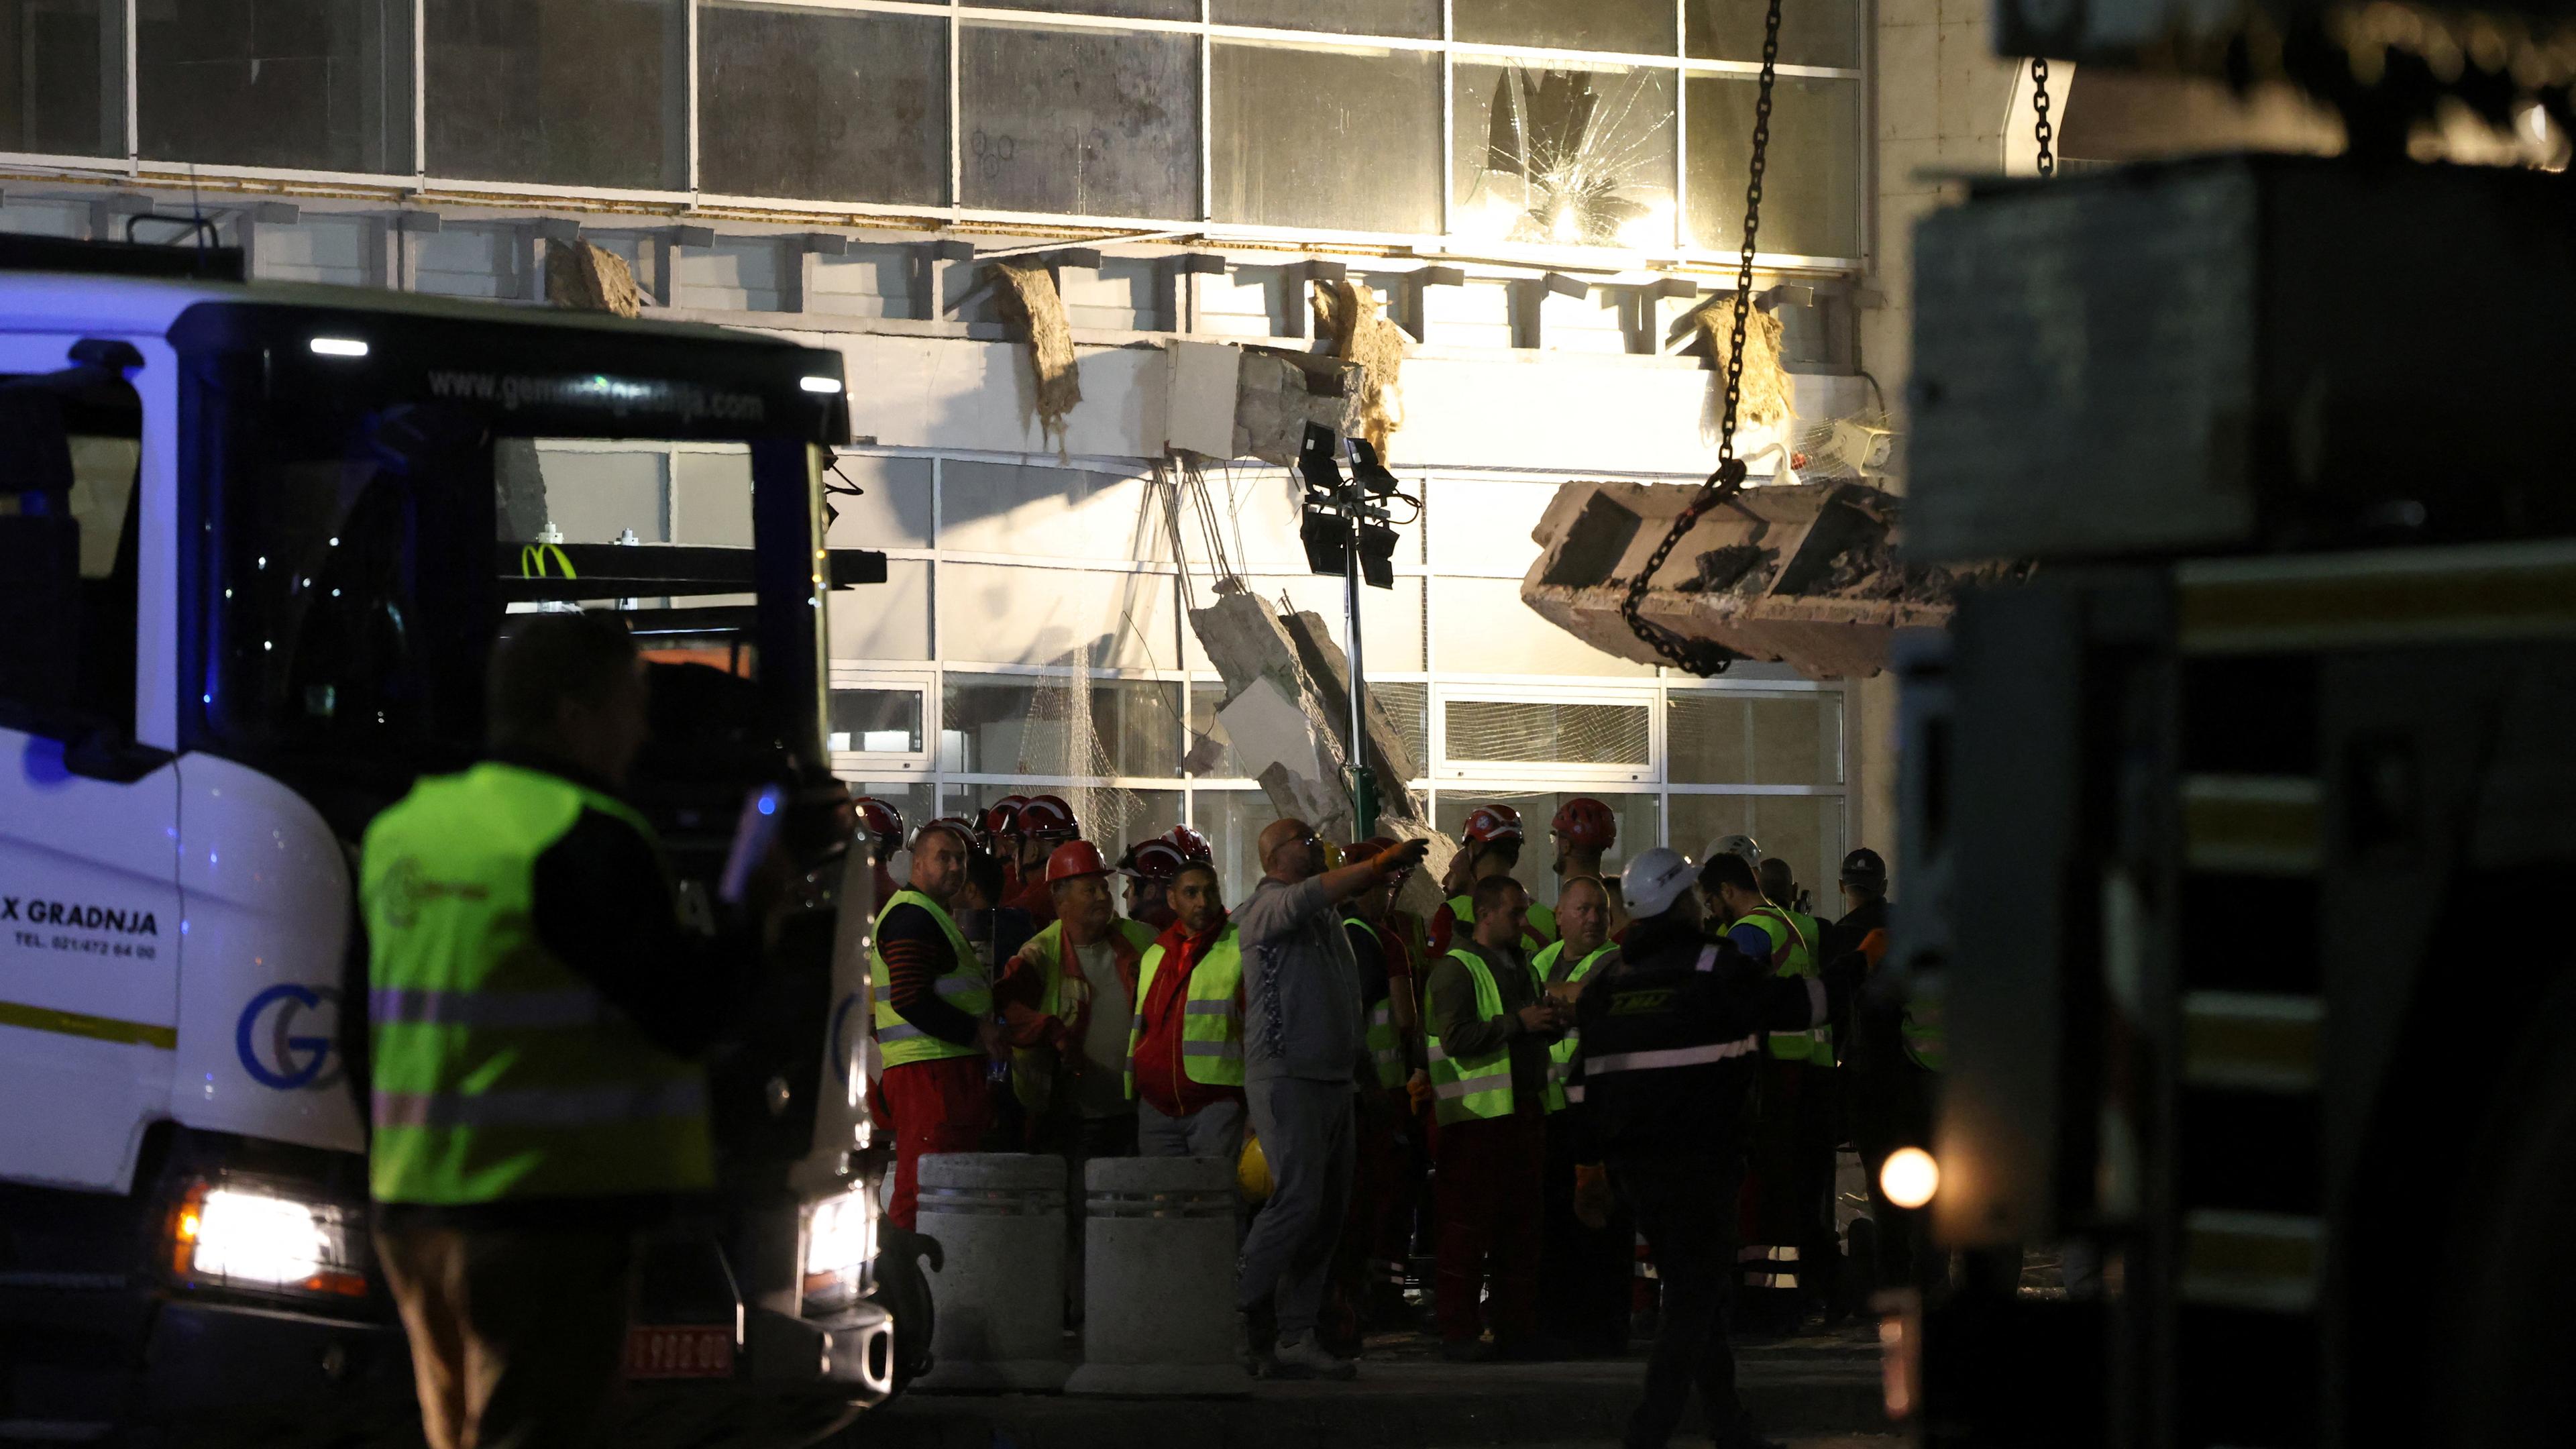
800;1188;876;1310
171;1180;368;1299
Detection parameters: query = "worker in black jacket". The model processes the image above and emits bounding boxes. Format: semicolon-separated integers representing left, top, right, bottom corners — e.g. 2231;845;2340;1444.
1566;847;1864;1449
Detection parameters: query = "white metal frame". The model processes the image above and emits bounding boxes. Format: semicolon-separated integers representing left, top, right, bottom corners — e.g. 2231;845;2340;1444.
25;0;1868;275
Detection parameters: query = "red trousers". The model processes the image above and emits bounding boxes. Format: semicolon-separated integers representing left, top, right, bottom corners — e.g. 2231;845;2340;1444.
880;1055;996;1230
1434;1105;1546;1345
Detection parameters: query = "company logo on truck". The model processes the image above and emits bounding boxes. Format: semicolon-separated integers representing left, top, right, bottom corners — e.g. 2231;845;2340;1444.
4;896;161;959
237;983;341;1091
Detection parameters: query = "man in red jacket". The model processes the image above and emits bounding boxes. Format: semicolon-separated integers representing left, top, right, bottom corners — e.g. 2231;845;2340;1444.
1128;860;1246;1163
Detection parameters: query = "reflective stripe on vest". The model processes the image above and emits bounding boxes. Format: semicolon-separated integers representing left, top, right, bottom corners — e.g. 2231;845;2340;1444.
1532;938;1615;1113
1903;997;1945;1071
1426;947;1526;1126
1744;907;1832;1063
1124;924;1246;1097
361;762;714;1205
1010;916;1155;1113
1346;916;1407;1090
1587;1035;1764;1075
869;889;987;1068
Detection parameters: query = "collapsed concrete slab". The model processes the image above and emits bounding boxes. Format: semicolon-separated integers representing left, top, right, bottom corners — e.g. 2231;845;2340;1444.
1521;479;2003;680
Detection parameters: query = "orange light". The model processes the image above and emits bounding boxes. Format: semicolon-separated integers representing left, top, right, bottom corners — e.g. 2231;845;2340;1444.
1880;1147;1940;1209
176;1211;201;1241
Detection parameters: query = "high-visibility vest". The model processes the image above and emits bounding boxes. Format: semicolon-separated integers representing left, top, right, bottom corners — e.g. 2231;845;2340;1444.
1445;893;1550;953
1532;938;1616;1113
1426;947;1543;1126
1345;916;1409;1089
870;888;987;1069
1741;906;1832;1063
361;763;714;1205
1125;924;1246;1097
1009;916;1156;1113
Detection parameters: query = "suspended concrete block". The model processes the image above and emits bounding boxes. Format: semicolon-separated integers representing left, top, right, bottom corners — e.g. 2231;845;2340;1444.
1066;1155;1250;1397
912;1153;1071;1393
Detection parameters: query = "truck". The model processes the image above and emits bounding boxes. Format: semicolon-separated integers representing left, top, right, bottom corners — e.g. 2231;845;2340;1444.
0;235;907;1445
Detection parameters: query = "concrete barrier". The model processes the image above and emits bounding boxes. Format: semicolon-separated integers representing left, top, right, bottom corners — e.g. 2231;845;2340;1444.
1066;1155;1250;1397
913;1153;1071;1393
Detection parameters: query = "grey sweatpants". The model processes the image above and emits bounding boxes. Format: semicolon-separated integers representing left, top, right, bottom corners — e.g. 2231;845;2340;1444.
1138;1097;1246;1163
1236;1076;1355;1338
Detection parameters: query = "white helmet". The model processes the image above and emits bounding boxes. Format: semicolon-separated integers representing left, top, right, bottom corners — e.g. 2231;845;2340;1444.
1704;833;1762;867
1621;847;1698;918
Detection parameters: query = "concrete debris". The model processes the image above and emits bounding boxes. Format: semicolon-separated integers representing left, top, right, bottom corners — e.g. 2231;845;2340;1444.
1521;478;2012;680
1232;349;1366;468
543;239;641;319
989;262;1083;451
1187;588;1450;918
1311;280;1407;460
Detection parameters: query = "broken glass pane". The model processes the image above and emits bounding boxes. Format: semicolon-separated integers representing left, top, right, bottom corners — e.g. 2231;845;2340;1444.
1450;61;1676;249
698;3;947;204
1684;73;1860;259
138;0;413;172
960;21;1201;219
1213;39;1440;235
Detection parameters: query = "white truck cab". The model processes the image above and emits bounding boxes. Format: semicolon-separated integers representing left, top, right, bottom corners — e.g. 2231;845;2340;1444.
0;238;902;1440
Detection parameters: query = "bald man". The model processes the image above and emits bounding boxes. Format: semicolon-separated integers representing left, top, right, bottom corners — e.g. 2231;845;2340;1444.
1232;818;1429;1381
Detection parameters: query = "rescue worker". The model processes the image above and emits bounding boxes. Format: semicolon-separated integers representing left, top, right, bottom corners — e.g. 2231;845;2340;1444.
1235;818;1431;1381
1166;822;1214;864
1430;805;1555;955
1426;875;1570;1361
1566;847;1862;1449
1549;797;1629;933
1008;794;1081;927
952;838;1034;976
1127;858;1246;1162
1121;835;1187;931
360;612;783;1449
1823;849;1928;1289
1698;851;1823;1332
981;794;1030;896
1325;838;1427;1351
1757;855;1839;1322
873;817;1005;1230
1534;875;1629;1355
853;795;904;907
996;841;1152;1163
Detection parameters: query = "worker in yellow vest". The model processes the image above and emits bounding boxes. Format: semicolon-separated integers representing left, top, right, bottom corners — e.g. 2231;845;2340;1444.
1548;797;1629;935
1430;805;1556;957
996;841;1156;1155
1127;859;1246;1159
872;818;1002;1230
362;614;786;1449
1425;875;1570;1361
1532;875;1630;1355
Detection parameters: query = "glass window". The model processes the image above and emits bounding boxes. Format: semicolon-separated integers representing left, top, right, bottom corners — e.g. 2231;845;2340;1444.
828;686;925;754
1187;674;1427;781
1686;0;1860;69
941;563;1181;670
698;4;947;205
1211;0;1439;38
823;455;934;552
138;0;412;173
425;0;683;190
1193;786;1277;906
533;448;667;543
940;460;1166;561
0;0;120;157
983;0;1195;17
1430;576;1653;678
1667;690;1842;785
1668;792;1842;912
1212;40;1440;235
1684;74;1860;259
1444;698;1648;766
940;672;1182;779
828;559;931;661
1452;0;1674;55
1451;61;1676;250
1184;574;1422;678
0;373;141;731
960;22;1200;219
674;448;753;547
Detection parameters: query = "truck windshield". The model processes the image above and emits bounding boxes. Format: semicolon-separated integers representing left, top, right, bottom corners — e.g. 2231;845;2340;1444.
205;409;797;787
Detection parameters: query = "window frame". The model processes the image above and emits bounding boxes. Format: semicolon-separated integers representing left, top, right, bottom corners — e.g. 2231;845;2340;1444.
826;665;936;775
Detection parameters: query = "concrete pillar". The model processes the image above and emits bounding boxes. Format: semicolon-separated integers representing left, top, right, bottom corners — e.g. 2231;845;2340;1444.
912;1153;1071;1392
1067;1156;1248;1397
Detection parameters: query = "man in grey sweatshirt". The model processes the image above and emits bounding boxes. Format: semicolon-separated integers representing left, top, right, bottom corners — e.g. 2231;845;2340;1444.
1234;820;1430;1379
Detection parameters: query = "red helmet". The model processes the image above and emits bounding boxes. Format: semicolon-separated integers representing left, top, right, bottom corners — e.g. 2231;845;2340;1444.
1550;797;1617;851
1020;794;1079;840
981;795;1030;839
1124;839;1187;881
1043;839;1112;884
1164;824;1213;863
1462;804;1525;845
853;796;905;847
